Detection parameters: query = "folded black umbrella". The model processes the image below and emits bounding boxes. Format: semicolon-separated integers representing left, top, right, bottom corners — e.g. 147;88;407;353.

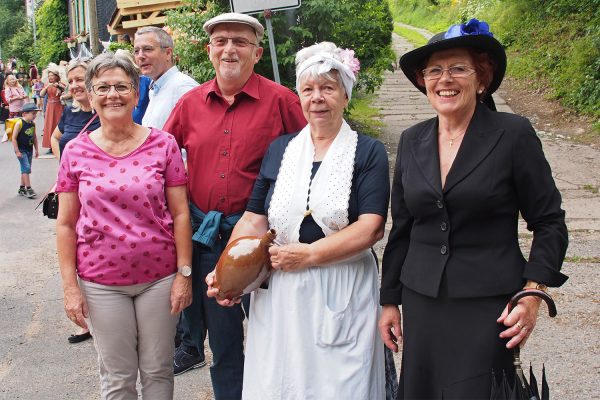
490;289;556;400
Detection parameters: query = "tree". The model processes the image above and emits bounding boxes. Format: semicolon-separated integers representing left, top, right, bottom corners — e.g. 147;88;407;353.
35;0;69;66
5;23;36;65
0;0;26;58
167;0;395;93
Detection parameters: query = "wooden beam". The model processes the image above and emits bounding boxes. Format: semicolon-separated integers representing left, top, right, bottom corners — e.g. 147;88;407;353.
118;0;180;8
120;3;180;16
122;15;167;29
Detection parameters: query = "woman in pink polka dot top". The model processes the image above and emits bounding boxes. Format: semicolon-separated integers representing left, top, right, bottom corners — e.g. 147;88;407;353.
55;52;192;399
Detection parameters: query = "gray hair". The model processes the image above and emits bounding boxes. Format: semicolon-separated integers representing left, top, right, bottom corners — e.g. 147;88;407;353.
135;26;173;49
85;52;140;94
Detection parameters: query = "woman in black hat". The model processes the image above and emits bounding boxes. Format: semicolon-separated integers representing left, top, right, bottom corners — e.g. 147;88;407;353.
378;19;568;398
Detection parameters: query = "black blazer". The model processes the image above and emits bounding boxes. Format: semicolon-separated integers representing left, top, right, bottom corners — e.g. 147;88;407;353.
380;103;568;304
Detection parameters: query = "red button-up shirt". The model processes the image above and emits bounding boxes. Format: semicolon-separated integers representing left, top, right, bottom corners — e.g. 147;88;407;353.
164;73;306;215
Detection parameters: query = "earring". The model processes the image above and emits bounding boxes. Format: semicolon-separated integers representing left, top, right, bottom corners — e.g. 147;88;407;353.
477;89;483;94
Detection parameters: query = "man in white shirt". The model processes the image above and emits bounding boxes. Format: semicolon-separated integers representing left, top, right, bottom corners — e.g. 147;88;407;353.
134;26;198;129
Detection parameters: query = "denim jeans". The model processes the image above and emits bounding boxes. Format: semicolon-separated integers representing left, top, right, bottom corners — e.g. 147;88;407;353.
182;239;246;400
17;149;33;174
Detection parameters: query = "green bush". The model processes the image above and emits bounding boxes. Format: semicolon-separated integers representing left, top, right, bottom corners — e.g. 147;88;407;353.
0;0;26;54
35;0;70;67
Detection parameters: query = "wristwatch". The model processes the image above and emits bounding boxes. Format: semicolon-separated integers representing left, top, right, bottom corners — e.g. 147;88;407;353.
524;281;548;293
177;265;192;277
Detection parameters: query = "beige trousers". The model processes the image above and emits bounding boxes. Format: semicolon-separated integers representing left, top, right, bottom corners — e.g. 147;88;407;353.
80;274;178;400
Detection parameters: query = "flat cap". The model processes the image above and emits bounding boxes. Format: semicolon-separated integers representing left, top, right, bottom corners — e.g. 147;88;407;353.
203;12;265;41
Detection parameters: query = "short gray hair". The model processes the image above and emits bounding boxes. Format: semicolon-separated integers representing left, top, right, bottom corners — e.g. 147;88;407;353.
135;26;173;49
85;52;140;94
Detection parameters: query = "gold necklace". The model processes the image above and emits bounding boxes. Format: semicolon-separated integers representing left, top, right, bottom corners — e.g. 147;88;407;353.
448;131;466;147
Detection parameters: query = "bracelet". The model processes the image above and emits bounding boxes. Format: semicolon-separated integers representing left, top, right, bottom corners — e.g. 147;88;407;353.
523;281;549;293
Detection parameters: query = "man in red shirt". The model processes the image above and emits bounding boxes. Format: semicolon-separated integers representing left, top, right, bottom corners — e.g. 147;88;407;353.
163;12;306;400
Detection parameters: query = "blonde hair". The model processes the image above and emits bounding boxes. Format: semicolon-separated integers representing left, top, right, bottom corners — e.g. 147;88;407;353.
66;59;90;113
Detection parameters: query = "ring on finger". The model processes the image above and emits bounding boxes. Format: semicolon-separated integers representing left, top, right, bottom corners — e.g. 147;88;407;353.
516;322;523;330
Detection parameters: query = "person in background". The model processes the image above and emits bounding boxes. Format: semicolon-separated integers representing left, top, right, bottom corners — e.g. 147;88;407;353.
56;51;192;399
16;66;31;100
31;78;44;110
0;70;8;123
115;49;151;124
134;26;198;130
208;41;389;399
40;67;65;153
378;19;568;398
12;103;40;198
4;74;27;118
29;62;39;81
163;12;306;398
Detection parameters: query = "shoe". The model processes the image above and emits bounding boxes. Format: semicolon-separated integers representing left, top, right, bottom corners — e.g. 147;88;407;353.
173;346;206;376
25;188;37;198
45;149;53;155
68;331;92;343
18;187;26;196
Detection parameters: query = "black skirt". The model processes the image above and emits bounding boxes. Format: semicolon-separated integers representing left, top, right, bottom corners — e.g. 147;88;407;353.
398;283;514;399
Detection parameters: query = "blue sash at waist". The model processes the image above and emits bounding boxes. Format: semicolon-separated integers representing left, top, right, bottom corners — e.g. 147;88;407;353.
189;202;242;251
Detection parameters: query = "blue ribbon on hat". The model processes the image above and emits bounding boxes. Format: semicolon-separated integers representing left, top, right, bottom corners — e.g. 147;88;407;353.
444;18;493;39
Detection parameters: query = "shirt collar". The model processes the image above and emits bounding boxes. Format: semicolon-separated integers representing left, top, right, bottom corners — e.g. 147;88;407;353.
203;72;261;103
150;66;178;94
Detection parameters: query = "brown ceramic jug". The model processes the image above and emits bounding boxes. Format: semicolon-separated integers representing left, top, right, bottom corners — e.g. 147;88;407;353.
214;229;276;300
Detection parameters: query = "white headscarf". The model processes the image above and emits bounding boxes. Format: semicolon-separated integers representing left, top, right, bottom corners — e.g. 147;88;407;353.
295;42;360;100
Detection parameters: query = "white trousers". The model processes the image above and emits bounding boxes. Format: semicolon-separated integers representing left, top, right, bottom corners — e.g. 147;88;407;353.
80;274;178;400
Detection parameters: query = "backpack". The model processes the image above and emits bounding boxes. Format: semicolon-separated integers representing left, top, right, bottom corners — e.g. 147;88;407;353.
2;118;22;142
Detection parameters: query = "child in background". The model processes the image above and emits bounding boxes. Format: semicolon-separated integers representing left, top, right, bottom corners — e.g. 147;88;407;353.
12;103;40;198
32;78;44;109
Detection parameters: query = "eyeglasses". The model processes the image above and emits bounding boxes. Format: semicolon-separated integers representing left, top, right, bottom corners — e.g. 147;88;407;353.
133;45;169;56
209;36;257;48
91;82;134;96
422;64;475;80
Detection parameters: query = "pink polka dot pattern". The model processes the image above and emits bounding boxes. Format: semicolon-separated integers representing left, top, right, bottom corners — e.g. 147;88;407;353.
55;128;187;286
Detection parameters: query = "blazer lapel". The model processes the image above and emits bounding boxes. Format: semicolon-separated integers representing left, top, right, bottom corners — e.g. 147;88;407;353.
409;119;443;195
443;103;504;194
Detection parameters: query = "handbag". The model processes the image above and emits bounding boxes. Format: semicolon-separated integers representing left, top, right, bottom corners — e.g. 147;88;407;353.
37;113;99;219
42;191;59;219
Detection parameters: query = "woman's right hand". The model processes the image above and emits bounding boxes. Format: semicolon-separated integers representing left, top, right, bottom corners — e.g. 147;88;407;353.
378;304;403;352
63;285;89;329
206;269;241;307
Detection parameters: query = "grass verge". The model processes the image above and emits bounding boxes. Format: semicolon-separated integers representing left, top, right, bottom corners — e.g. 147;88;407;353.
347;93;385;138
393;24;428;47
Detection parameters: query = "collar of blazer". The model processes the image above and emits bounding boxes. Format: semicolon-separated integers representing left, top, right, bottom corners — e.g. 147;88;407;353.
409;102;505;195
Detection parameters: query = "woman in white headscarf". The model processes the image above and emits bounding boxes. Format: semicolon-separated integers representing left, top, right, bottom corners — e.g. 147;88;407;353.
207;42;389;399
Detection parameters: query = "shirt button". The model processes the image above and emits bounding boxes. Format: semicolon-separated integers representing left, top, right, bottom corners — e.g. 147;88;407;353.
224;129;230;134
440;222;448;231
440;245;448;255
220;173;225;179
222;151;228;156
436;200;444;209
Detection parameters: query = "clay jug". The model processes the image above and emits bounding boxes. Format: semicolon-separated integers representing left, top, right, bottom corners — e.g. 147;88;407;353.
214;229;276;300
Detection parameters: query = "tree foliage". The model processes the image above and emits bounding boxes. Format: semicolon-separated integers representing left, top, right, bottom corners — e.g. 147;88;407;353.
167;0;395;94
35;0;70;67
0;0;26;55
5;23;36;65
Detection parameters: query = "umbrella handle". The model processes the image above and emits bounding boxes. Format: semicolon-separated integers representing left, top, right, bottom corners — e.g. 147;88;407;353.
508;289;557;317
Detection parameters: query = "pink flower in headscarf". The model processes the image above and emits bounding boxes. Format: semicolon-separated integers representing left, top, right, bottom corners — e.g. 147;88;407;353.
339;48;361;76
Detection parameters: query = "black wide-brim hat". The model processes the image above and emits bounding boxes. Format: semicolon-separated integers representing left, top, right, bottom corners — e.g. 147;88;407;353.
400;21;506;96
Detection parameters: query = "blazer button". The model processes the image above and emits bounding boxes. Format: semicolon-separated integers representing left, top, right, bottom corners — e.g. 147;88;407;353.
436;200;444;209
440;245;448;255
440;222;448;231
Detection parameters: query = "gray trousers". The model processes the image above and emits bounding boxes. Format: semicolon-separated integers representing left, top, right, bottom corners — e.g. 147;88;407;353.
80;274;178;400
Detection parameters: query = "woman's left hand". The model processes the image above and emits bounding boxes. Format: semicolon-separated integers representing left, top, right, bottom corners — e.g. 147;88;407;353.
497;295;541;349
170;274;192;315
269;243;313;272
